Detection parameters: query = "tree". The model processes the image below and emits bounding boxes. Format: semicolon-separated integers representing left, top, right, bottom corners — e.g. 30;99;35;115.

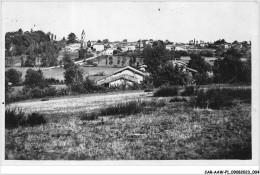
64;65;84;92
109;56;113;65
63;52;74;69
143;42;167;74
188;53;212;85
18;28;23;35
103;39;109;43
212;48;249;83
152;64;190;87
67;33;77;44
24;54;36;67
24;69;44;88
5;69;22;86
188;53;211;74
123;39;127;42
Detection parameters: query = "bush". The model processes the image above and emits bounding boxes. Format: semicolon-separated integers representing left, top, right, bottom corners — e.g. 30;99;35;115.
80;112;99;121
5;69;22;86
170;97;187;103
93;72;106;76
100;100;146;116
24;69;44;88
25;113;46;126
5;108;25;129
191;87;251;109
29;87;44;98
181;85;197;96
57;88;69;96
5;108;46;129
43;86;57;96
71;83;85;93
154;86;179;97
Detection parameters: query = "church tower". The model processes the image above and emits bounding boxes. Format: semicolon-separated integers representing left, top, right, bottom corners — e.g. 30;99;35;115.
81;29;86;48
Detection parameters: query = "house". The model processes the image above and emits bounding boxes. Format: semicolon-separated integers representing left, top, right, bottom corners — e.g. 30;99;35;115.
174;46;187;51
66;43;81;52
167;60;198;73
93;44;105;51
96;66;146;87
125;45;136;51
104;48;115;55
224;43;232;49
166;44;173;50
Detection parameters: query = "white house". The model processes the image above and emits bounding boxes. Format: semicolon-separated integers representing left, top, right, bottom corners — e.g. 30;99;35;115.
93;44;104;51
167;60;198;73
96;66;146;87
175;46;187;51
166;44;173;50
66;43;81;52
125;45;136;51
104;48;115;55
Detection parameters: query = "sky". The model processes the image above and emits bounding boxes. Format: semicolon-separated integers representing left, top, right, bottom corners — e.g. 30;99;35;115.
2;1;258;43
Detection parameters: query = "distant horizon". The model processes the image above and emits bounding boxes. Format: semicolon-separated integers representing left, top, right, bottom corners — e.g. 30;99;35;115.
2;2;257;43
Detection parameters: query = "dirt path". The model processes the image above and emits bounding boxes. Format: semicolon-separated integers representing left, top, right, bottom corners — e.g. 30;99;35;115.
8;91;151;114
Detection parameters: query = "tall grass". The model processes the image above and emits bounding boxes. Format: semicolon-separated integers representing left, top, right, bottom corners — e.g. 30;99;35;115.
5;108;46;129
191;87;251;109
80;99;167;120
100;100;146;116
170;97;187;103
5;108;25;129
153;86;179;97
181;85;197;96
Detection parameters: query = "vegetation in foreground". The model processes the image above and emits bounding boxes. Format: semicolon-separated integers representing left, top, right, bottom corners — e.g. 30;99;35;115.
5;95;251;160
5;108;46;129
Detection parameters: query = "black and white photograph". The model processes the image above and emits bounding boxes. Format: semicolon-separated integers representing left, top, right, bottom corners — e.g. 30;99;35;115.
1;1;259;173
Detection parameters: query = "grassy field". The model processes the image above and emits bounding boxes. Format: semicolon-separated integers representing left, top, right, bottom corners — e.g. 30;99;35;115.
5;66;121;81
5;91;251;160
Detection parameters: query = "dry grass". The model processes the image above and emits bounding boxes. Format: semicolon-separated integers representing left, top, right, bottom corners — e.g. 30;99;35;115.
5;91;251;160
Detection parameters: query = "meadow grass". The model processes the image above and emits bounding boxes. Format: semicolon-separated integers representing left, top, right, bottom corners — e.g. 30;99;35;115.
5;97;251;160
191;87;251;109
170;97;188;103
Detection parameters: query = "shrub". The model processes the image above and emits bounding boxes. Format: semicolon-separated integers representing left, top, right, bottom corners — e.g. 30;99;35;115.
170;97;187;103
24;69;44;88
154;86;179;97
191;87;251;109
29;87;44;98
70;83;85;93
93;72;106;76
57;88;69;96
5;108;46;128
5;69;22;86
80;112;99;121
5;108;25;129
181;85;197;96
100;100;146;116
43;86;57;96
25;113;46;126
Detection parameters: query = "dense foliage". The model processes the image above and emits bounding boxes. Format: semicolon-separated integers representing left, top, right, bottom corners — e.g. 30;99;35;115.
213;48;251;83
5;29;61;67
5;69;22;86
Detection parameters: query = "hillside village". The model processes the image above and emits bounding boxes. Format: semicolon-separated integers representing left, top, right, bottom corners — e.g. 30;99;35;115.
3;0;257;163
5;28;251;90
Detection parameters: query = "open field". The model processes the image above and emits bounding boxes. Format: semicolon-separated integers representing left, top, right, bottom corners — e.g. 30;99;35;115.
5;66;121;81
5;91;251;160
